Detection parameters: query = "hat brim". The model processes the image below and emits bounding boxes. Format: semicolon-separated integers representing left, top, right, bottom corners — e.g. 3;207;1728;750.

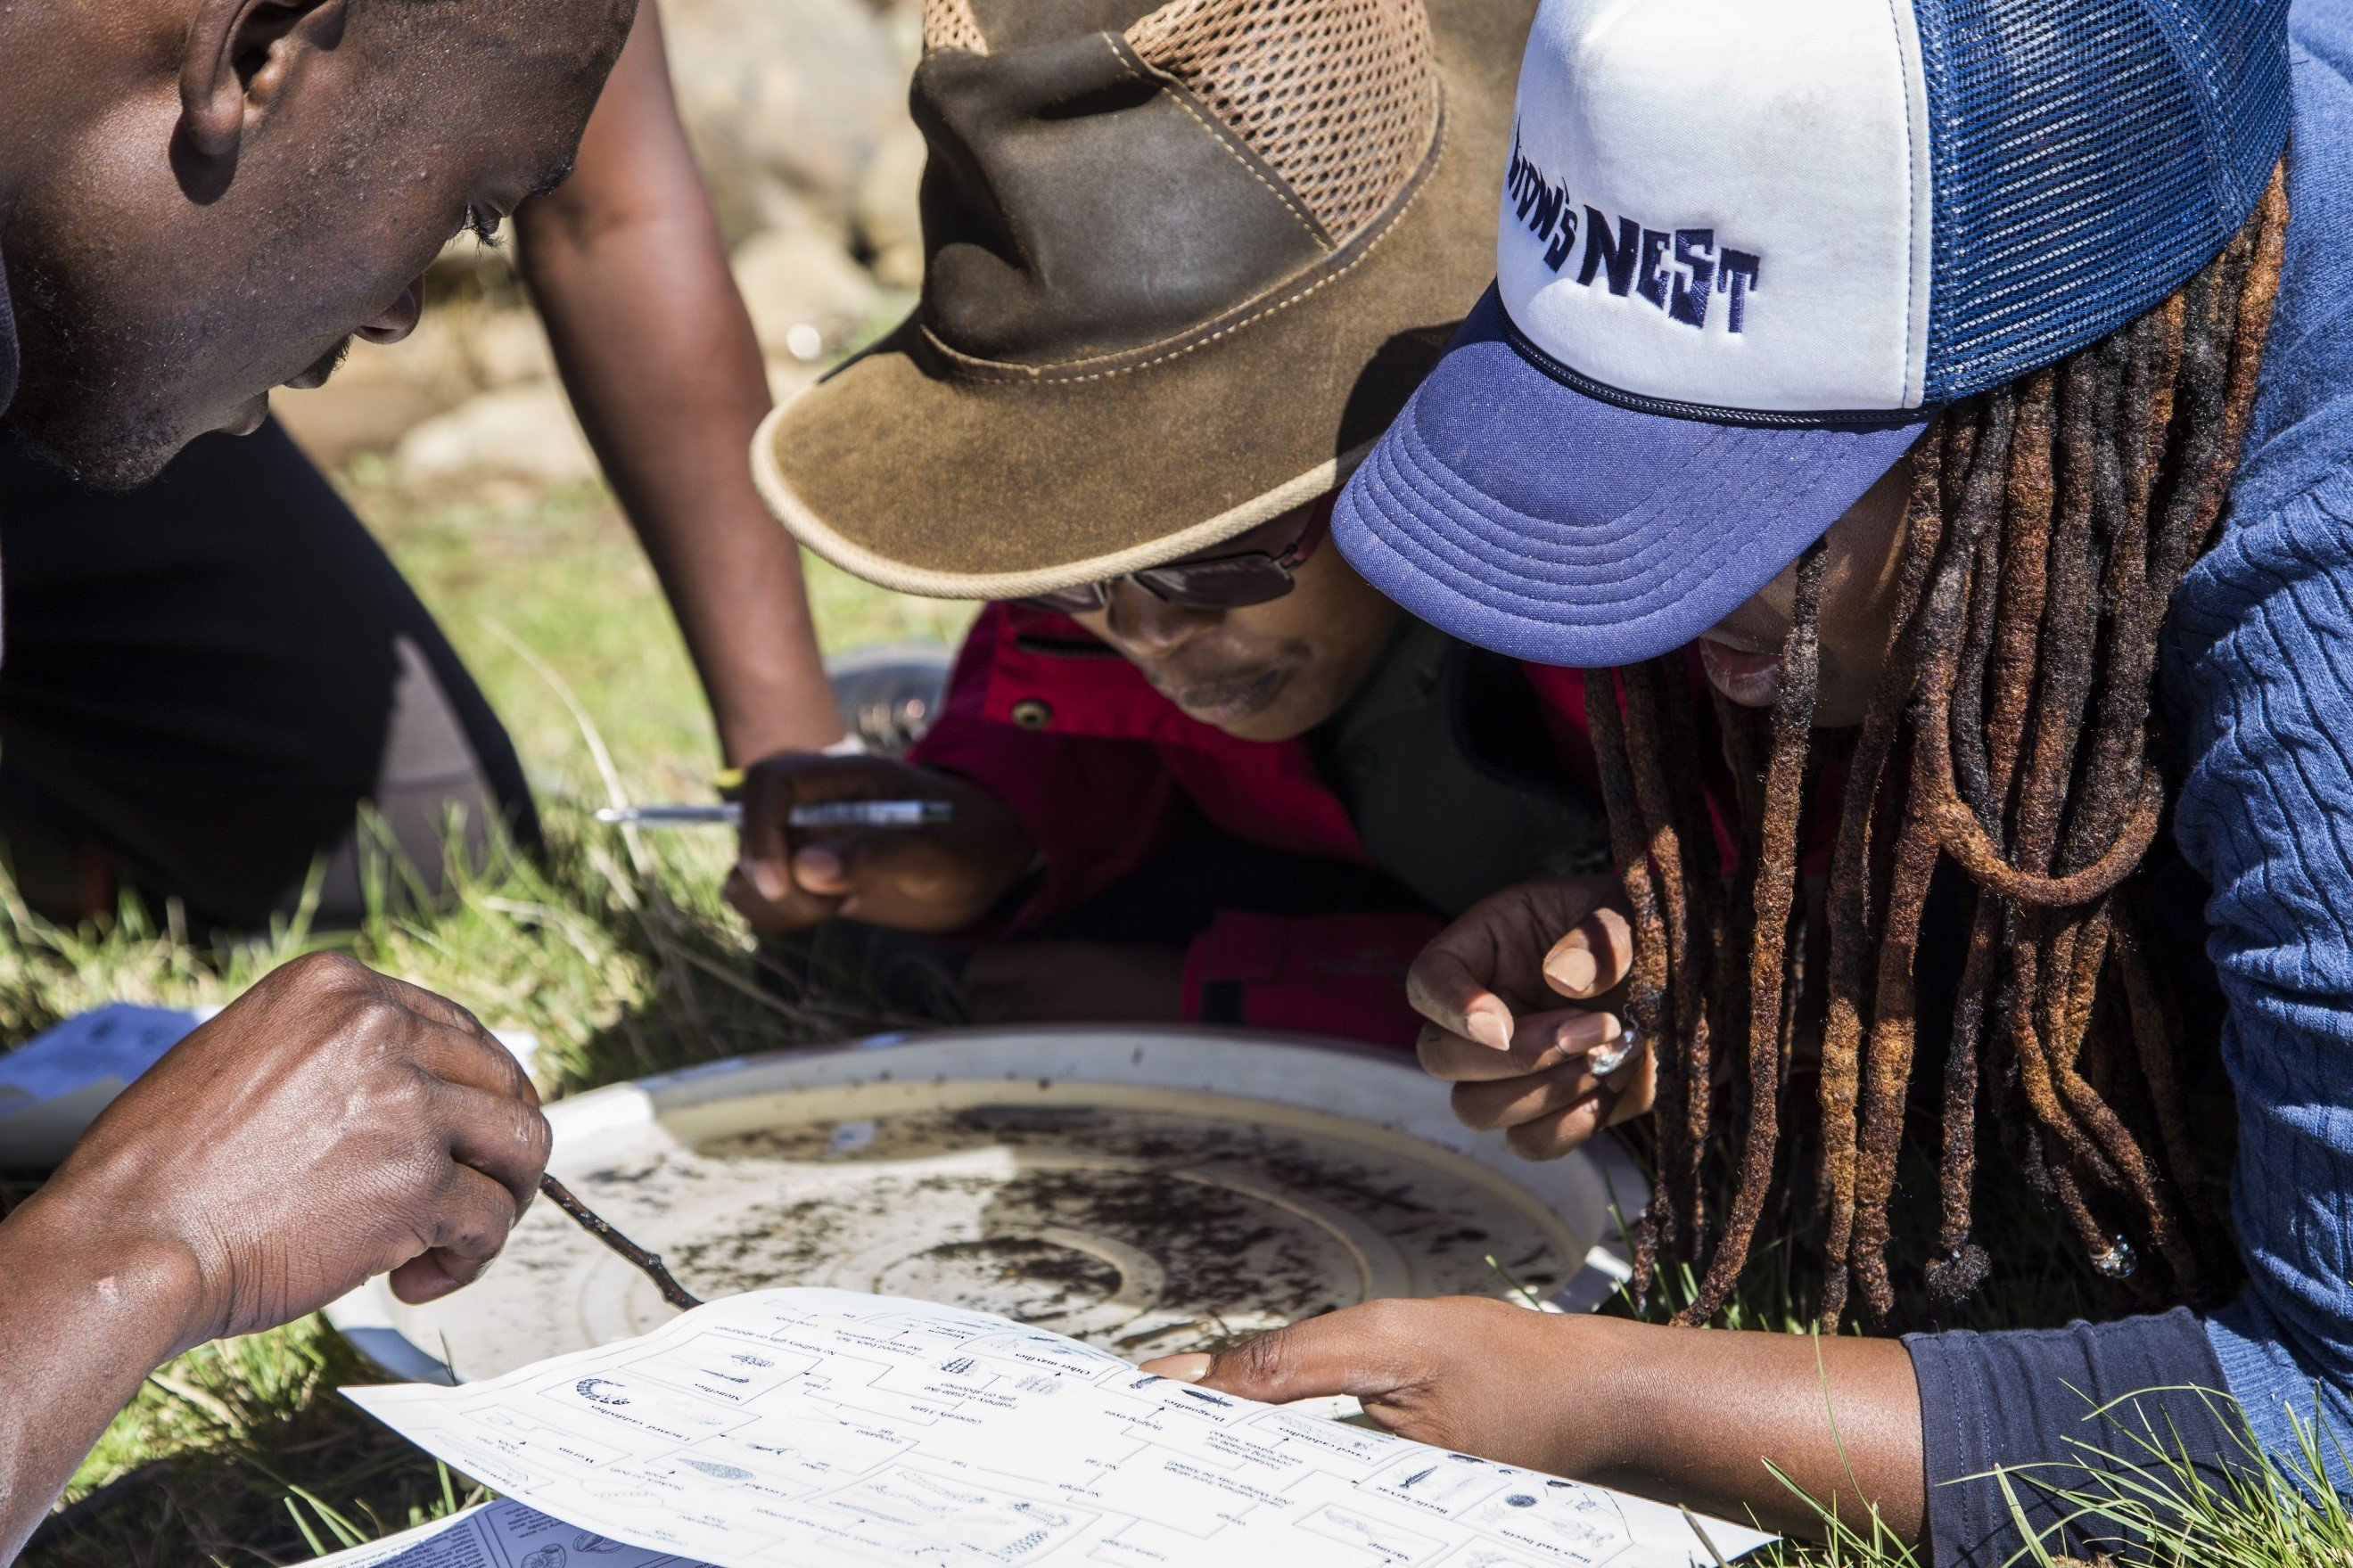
754;0;1534;601
1334;288;1929;669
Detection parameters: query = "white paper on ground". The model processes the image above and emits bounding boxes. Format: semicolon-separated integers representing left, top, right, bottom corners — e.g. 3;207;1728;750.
0;1004;208;1167
0;1003;206;1101
305;1498;707;1565
346;1288;1776;1568
0;1005;539;1168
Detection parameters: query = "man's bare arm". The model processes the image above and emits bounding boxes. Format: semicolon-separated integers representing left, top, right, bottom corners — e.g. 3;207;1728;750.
516;1;843;765
0;956;550;1560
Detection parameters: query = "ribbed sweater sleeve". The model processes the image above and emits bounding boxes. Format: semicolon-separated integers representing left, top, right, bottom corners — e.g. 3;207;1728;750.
2148;10;2353;1481
2168;473;2353;1481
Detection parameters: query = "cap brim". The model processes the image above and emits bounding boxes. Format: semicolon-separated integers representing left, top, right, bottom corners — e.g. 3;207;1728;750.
1334;287;1928;669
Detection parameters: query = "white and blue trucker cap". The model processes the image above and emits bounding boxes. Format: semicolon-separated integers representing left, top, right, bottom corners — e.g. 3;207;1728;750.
1334;0;2290;669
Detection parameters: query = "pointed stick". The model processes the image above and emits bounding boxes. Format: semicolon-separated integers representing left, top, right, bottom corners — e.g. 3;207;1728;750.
537;1174;703;1310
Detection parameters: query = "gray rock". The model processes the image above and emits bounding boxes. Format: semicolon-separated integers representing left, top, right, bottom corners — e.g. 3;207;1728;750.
394;384;602;487
662;0;918;243
732;224;887;359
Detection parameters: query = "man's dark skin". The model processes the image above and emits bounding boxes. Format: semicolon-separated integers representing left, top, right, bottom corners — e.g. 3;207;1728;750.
517;1;844;767
0;0;633;1554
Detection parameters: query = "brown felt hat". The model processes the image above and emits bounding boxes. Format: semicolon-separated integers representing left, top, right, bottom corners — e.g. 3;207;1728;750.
753;0;1535;599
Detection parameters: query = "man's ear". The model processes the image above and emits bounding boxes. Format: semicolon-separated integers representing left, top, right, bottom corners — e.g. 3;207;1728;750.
179;0;333;160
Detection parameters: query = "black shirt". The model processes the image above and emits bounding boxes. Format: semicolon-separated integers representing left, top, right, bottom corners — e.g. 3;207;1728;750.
0;237;17;419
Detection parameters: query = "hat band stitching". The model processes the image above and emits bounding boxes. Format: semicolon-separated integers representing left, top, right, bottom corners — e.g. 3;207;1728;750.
1377;396;1789;588
754;399;1378;600
914;95;1446;386
1355;428;1805;633
1112;35;1335;248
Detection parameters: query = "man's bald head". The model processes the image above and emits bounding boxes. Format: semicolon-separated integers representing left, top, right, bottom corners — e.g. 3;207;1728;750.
0;0;636;488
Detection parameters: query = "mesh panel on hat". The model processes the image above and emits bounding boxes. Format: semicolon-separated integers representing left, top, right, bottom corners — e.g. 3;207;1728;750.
1126;0;1438;243
1914;0;2289;401
925;0;988;53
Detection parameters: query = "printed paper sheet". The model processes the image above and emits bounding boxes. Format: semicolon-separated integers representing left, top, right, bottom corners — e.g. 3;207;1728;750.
346;1289;1772;1568
308;1498;705;1566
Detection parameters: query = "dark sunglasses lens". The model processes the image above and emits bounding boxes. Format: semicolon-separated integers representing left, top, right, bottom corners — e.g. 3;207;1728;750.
1135;555;1296;609
1017;583;1110;613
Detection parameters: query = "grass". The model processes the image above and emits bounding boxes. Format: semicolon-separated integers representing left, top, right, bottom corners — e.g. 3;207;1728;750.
3;804;940;1564
5;468;967;1565
2;465;2341;1565
334;458;977;802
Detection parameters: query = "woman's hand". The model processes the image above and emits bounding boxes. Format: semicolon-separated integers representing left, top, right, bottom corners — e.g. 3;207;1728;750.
1141;1298;1929;1543
1406;874;1654;1159
726;754;1035;934
1150;1298;1608;1474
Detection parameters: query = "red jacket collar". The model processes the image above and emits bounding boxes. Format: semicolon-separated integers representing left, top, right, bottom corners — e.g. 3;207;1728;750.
972;604;1256;751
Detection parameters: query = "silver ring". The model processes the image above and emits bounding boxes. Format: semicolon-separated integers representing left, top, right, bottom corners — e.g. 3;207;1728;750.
1584;1024;1641;1079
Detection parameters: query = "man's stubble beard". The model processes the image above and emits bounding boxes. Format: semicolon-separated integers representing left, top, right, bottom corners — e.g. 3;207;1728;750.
4;398;185;492
4;270;214;493
3;392;185;491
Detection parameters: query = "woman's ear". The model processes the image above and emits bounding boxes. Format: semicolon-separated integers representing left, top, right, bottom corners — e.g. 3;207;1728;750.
179;0;332;160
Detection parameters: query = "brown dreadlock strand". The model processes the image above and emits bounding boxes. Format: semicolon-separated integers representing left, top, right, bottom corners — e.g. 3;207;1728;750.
1681;538;1826;1326
1814;426;1948;1330
1622;657;1719;1258
1594;167;2291;1327
1583;665;1679;1292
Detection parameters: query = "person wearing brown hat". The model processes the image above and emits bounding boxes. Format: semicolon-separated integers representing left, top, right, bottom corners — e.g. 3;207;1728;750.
753;0;1537;602
727;0;1659;1039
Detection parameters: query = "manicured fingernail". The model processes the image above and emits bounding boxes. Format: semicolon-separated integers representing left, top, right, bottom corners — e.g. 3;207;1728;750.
1559;1013;1617;1053
1150;1354;1213;1383
1546;944;1598;995
738;858;787;902
1468;1006;1512;1051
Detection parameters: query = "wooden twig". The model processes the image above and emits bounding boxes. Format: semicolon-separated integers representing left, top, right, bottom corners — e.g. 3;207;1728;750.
1678;1506;1733;1568
537;1174;703;1311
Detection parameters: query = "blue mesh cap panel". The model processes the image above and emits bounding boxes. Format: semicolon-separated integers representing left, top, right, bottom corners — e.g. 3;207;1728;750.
1913;0;2291;403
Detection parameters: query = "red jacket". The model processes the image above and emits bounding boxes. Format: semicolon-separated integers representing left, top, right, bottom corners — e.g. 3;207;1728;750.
909;603;1618;1048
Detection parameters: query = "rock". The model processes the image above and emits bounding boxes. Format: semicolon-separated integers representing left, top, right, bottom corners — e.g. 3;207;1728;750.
293;0;935;472
662;0;917;242
273;316;481;470
393;384;601;487
732;225;887;359
852;123;929;291
275;368;457;474
274;297;558;472
768;356;825;407
461;309;559;390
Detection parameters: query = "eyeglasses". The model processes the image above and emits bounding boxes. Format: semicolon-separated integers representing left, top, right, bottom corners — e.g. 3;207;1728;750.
1017;506;1329;615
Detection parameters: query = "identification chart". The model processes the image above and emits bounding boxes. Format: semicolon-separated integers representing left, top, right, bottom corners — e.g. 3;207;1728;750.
311;1498;705;1566
346;1289;1772;1568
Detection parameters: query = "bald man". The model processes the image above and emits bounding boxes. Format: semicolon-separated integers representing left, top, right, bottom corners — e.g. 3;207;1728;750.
0;0;636;1552
0;2;847;933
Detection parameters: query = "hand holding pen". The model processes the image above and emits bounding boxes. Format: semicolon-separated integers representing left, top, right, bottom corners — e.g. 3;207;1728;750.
704;752;1038;936
597;800;955;829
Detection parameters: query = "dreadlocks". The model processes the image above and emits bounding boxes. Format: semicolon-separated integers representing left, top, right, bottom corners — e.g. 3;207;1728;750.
1586;167;2291;1331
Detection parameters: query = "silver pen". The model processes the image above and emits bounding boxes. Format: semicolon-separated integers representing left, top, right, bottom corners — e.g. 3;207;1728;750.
594;800;954;829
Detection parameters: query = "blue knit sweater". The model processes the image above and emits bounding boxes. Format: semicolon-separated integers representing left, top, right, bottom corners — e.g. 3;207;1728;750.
2172;0;2353;1475
1905;11;2353;1557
